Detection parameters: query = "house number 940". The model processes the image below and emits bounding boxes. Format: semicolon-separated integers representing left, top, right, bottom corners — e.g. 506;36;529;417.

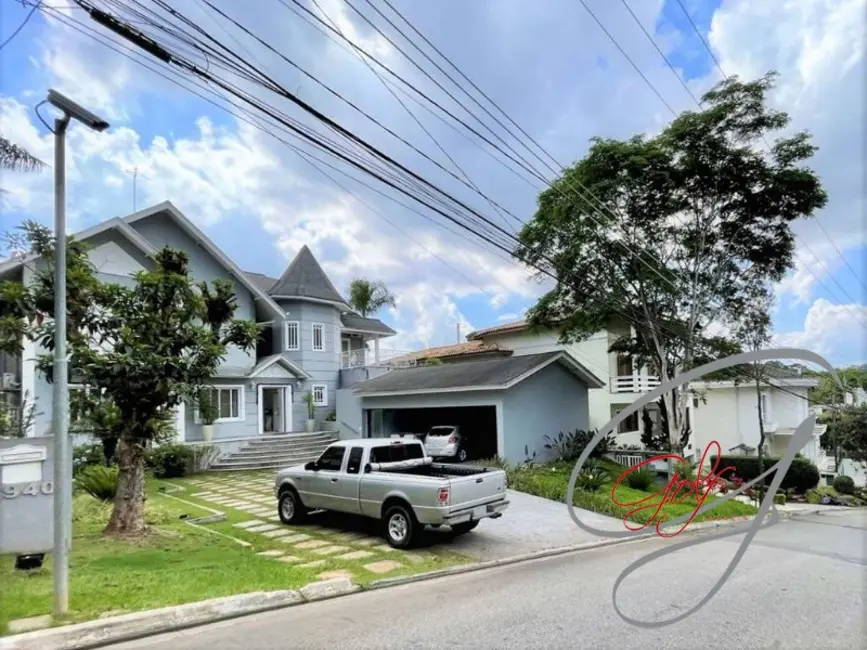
0;482;54;499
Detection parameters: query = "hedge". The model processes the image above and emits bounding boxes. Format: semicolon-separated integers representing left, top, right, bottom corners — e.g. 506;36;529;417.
710;455;820;494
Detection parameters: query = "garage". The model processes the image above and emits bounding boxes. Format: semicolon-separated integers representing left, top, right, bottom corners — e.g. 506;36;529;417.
351;351;605;465
376;405;498;460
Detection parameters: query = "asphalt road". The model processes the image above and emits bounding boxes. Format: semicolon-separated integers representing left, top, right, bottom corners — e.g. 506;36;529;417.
108;510;867;650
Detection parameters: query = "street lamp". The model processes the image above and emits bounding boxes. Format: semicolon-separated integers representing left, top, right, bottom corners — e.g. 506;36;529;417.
42;89;109;617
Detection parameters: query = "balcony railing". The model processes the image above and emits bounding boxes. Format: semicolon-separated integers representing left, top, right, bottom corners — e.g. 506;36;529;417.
340;348;413;370
610;375;661;393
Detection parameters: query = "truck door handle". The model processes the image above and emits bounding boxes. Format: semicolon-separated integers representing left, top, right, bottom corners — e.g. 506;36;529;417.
476;478;483;483
331;478;338;483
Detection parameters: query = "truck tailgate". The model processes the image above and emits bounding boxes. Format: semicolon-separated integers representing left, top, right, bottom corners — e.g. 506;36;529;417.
447;469;507;511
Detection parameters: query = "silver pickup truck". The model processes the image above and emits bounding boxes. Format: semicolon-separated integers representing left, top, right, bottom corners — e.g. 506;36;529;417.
274;437;509;549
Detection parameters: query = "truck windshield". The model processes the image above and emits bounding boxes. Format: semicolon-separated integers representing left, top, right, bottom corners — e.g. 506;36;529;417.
371;443;424;464
428;427;454;437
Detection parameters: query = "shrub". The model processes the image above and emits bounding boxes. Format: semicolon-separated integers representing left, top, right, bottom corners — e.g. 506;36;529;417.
576;465;608;492
805;489;821;504
624;468;657;491
73;443;108;475
710;455;820;494
146;443;194;479
832;475;856;495
75;465;118;501
544;429;614;463
673;460;696;482
773;493;786;505
188;445;220;474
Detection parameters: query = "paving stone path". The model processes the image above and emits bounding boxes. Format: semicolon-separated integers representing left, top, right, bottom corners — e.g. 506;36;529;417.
178;474;448;581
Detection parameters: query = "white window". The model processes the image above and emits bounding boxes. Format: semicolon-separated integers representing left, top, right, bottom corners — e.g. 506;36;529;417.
285;321;299;351
312;323;324;351
760;394;772;423
312;384;327;406
195;386;244;423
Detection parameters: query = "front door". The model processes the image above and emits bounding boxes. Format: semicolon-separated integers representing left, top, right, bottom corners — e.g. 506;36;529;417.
258;385;292;434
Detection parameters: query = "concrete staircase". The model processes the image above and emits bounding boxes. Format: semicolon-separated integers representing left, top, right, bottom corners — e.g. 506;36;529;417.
209;431;340;472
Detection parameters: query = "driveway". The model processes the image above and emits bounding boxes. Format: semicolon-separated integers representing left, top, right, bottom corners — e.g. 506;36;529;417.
442;489;625;560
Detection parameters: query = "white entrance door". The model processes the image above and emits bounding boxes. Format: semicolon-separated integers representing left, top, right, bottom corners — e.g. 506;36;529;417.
257;385;293;434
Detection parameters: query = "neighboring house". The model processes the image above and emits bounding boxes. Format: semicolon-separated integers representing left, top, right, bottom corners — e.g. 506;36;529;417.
0;201;396;444
342;351;604;464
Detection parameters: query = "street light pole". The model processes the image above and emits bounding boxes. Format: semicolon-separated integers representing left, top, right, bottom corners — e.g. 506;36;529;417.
52;113;71;618
42;89;109;618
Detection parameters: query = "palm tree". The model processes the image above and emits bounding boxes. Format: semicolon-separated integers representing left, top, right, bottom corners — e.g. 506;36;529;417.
348;278;396;317
1;135;46;194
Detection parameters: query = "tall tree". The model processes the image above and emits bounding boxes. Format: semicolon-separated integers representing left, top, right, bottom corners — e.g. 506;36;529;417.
348;277;396;317
734;285;774;495
515;72;827;458
0;223;259;536
820;404;867;469
0;136;46;194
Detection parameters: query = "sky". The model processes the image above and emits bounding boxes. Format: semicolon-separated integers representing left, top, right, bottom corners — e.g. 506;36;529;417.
0;0;865;367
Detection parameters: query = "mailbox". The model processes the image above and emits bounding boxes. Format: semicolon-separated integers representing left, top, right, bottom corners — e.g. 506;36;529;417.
0;436;55;555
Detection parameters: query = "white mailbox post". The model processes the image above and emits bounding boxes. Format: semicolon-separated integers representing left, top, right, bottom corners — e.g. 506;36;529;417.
0;437;55;556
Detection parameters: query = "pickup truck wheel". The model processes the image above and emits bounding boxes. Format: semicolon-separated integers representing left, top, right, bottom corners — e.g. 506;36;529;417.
384;505;418;549
451;520;479;535
278;489;306;525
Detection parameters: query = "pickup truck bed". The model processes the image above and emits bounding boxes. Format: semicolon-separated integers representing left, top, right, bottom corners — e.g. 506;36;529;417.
274;438;509;549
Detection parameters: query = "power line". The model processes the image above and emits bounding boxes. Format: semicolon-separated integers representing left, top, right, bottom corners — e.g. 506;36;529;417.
672;0;726;80
1;1;41;51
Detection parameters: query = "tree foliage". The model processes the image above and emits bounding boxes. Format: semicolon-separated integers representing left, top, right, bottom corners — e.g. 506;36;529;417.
0;136;46;195
0;222;260;535
515;72;827;454
820;405;867;465
348;277;396;317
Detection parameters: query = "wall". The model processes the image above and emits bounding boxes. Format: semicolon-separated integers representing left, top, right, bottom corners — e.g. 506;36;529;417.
502;362;590;464
335;388;363;439
480;329;611;430
338;365;389;389
129;212;257;373
277;299;341;427
184;380;257;442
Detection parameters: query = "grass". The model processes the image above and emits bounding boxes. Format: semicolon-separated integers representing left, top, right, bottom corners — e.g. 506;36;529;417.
503;457;758;527
0;473;470;636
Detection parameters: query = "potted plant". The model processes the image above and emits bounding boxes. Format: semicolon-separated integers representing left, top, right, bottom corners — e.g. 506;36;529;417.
304;390;316;433
197;390;217;442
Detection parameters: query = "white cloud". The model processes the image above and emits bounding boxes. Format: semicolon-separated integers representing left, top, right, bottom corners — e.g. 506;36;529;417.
774;299;867;364
708;0;866;304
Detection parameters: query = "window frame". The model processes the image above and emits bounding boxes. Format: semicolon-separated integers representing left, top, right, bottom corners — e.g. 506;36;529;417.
285;321;300;351
316;445;346;471
311;323;325;351
193;385;245;424
312;384;327;407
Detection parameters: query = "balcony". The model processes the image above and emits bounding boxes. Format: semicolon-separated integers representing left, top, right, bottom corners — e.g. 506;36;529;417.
340;348;412;370
609;375;661;394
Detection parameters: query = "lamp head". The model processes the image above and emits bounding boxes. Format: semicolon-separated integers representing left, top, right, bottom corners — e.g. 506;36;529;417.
46;89;110;132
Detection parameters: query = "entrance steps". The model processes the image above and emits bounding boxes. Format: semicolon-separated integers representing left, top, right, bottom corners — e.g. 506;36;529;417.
209;431;339;472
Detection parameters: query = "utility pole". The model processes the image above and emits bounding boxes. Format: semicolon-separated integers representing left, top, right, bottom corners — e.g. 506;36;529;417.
40;89;109;618
126;167;138;211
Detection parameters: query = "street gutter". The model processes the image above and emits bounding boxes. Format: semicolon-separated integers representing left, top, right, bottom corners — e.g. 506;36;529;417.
0;506;846;650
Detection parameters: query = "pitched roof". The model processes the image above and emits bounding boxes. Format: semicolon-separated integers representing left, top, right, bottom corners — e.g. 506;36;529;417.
247;353;310;379
340;313;396;336
387;341;510;365
269;245;348;306
244;271;279;294
354;351;604;396
466;319;530;340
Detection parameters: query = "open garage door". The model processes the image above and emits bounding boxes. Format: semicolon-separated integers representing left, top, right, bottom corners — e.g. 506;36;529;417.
383;405;498;461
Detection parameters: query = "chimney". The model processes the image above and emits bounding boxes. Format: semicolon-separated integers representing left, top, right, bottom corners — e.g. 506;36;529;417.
456;322;461;344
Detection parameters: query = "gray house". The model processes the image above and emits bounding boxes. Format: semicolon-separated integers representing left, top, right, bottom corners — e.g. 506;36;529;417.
340;351;605;464
0;201;396;448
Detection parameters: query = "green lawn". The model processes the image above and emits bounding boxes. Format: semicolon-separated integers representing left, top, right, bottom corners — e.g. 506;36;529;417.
504;458;758;527
0;476;469;635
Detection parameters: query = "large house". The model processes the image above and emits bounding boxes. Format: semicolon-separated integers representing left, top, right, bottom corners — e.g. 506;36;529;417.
0;201;396;447
344;319;838;474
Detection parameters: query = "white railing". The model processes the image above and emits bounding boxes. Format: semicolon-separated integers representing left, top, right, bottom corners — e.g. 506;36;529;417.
610;375;661;393
340;348;413;369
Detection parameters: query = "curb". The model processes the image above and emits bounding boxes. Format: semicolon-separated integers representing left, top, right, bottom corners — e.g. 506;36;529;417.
1;506;845;650
0;579;357;650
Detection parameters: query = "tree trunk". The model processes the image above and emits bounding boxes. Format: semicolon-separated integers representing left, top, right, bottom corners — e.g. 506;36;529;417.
104;435;147;536
755;364;766;504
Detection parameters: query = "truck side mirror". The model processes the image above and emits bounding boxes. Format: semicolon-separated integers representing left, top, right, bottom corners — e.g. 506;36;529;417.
363;463;371;473
305;461;317;471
